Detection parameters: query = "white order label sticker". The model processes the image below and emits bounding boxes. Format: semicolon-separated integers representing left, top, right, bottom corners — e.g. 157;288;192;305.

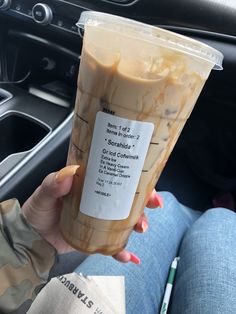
80;112;154;220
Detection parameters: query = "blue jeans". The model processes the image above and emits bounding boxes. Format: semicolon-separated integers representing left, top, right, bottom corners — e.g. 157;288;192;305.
72;192;236;314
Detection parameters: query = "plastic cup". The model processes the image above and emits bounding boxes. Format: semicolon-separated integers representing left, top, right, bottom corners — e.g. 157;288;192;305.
60;11;223;255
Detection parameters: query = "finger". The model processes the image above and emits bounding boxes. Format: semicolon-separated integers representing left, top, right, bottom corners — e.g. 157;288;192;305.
55;165;80;183
113;250;140;265
42;165;80;199
32;165;80;202
22;165;79;230
146;189;163;208
134;213;148;233
28;165;80;210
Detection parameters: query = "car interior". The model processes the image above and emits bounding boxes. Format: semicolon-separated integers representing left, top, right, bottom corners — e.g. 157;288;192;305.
0;0;235;213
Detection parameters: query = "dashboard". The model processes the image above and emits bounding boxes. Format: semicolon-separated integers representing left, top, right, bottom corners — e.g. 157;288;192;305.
0;0;236;38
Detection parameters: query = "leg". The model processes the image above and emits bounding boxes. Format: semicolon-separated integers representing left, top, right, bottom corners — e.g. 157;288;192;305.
170;207;236;314
74;192;200;314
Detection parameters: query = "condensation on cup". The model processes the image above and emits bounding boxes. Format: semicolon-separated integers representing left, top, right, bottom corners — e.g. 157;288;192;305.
60;11;223;255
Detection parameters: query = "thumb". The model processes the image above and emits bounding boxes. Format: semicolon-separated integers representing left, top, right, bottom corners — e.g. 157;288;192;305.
22;165;79;232
43;165;80;199
25;165;79;210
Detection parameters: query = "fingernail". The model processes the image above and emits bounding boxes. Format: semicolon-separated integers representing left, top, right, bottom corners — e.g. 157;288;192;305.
130;253;141;265
141;220;148;233
154;193;164;208
55;165;80;183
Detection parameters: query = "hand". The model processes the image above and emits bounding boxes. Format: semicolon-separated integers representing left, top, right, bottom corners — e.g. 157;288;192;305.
22;166;163;263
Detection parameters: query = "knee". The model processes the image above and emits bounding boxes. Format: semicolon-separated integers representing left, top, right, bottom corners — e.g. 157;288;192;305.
193;207;236;234
172;207;236;314
204;206;236;221
159;191;179;208
180;207;236;262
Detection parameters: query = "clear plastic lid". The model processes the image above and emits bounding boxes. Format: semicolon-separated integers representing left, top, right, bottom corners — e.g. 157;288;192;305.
77;11;223;70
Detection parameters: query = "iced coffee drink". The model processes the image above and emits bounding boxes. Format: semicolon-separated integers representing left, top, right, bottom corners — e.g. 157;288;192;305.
60;12;223;255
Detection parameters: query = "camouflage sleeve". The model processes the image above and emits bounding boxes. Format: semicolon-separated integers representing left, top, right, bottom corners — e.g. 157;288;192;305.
0;199;56;314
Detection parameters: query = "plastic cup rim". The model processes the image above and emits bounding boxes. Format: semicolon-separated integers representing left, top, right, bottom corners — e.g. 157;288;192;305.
77;11;223;70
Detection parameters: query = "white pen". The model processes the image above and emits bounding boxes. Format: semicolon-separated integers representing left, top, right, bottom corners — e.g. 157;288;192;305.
160;257;180;314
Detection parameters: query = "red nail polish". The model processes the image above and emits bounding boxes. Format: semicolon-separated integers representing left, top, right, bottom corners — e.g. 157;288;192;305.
130;253;141;265
141;220;148;233
154;193;164;208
